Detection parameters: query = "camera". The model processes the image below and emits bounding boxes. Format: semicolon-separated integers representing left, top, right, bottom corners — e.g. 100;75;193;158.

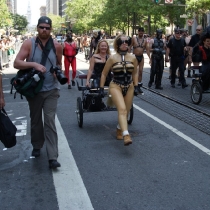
16;69;43;85
50;66;68;85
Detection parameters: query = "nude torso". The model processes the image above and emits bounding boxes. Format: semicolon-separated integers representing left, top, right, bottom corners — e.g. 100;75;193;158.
132;36;146;55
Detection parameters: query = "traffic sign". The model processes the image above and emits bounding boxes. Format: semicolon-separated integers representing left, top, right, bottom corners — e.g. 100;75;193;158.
165;0;173;4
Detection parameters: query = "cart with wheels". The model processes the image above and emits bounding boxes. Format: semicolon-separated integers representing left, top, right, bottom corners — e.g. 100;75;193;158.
190;66;210;105
75;74;134;128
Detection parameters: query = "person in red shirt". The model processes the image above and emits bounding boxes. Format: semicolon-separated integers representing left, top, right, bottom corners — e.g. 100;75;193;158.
63;32;78;89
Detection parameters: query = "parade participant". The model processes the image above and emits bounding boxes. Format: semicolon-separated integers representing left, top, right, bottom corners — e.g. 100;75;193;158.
196;32;210;91
188;25;203;66
130;27;149;94
100;34;138;146
165;28;188;88
183;29;192;77
148;29;166;89
86;39;111;88
0;72;5;110
13;16;62;169
89;30;103;58
63;32;78;89
82;34;90;61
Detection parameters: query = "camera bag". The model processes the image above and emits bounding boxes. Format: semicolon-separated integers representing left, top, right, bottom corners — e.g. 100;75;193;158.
0;108;17;148
10;37;56;99
10;68;44;98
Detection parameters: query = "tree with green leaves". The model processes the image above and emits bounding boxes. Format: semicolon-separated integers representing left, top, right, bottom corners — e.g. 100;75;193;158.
0;0;12;28
47;14;65;35
186;0;210;26
10;13;28;34
65;0;106;33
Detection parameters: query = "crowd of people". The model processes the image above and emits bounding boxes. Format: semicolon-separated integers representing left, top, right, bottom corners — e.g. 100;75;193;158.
1;15;210;169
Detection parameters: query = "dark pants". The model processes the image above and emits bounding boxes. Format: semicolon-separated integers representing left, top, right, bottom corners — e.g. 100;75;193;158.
170;56;186;85
149;55;164;87
27;89;60;160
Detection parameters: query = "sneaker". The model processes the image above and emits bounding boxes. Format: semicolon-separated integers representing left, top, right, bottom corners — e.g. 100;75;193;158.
68;84;71;89
72;80;75;86
49;160;61;169
31;149;40;157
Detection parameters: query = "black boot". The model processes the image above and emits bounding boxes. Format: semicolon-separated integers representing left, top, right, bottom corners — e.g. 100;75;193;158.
182;82;188;89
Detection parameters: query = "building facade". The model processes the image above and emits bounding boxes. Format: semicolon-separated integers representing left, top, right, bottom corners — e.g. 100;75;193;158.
46;0;59;15
40;6;46;17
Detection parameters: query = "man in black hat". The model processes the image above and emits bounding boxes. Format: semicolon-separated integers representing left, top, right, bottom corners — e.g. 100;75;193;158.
165;28;188;88
148;29;166;89
130;27;149;94
14;16;63;169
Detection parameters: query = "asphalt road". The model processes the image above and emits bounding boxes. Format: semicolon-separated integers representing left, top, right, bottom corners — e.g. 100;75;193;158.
0;52;210;210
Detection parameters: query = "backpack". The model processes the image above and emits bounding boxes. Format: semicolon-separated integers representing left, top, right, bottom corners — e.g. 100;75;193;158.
0;108;17;148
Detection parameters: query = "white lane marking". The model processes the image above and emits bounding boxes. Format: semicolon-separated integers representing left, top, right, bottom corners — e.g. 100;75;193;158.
52;116;94;210
77;69;85;74
12;120;27;136
3;90;11;94
133;104;210;156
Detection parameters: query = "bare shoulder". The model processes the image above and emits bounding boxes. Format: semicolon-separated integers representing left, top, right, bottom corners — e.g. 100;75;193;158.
22;39;32;48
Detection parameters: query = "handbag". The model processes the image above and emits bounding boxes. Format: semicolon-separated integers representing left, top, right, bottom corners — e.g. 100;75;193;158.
0;108;17;148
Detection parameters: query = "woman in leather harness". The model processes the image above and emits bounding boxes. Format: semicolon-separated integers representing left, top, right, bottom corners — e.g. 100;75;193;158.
100;35;138;146
86;39;111;88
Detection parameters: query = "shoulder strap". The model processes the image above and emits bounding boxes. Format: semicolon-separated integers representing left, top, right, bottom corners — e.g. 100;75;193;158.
36;37;56;66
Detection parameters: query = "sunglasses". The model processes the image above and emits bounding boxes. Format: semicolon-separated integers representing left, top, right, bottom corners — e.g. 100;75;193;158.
138;30;144;32
175;32;181;34
38;26;51;30
119;39;129;45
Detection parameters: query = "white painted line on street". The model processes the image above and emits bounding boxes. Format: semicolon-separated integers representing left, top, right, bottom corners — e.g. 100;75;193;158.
52;116;94;210
3;90;11;94
77;69;85;74
133;104;210;156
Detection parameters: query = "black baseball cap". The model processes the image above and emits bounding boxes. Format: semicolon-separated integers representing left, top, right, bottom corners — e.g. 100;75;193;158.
138;27;144;32
174;28;181;33
37;16;52;27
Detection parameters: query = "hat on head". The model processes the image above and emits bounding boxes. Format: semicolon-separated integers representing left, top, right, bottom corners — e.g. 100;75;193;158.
138;27;144;32
37;16;52;27
174;28;180;33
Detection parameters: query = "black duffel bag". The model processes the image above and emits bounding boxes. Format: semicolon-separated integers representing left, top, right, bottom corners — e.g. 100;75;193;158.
0;108;17;148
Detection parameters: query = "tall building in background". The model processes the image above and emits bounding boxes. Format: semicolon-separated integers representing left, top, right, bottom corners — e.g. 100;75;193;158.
26;0;32;26
61;0;68;17
46;0;59;15
6;0;15;13
14;0;17;14
40;6;46;17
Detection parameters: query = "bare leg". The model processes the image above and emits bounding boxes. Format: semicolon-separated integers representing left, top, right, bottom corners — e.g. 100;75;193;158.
109;82;134;132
